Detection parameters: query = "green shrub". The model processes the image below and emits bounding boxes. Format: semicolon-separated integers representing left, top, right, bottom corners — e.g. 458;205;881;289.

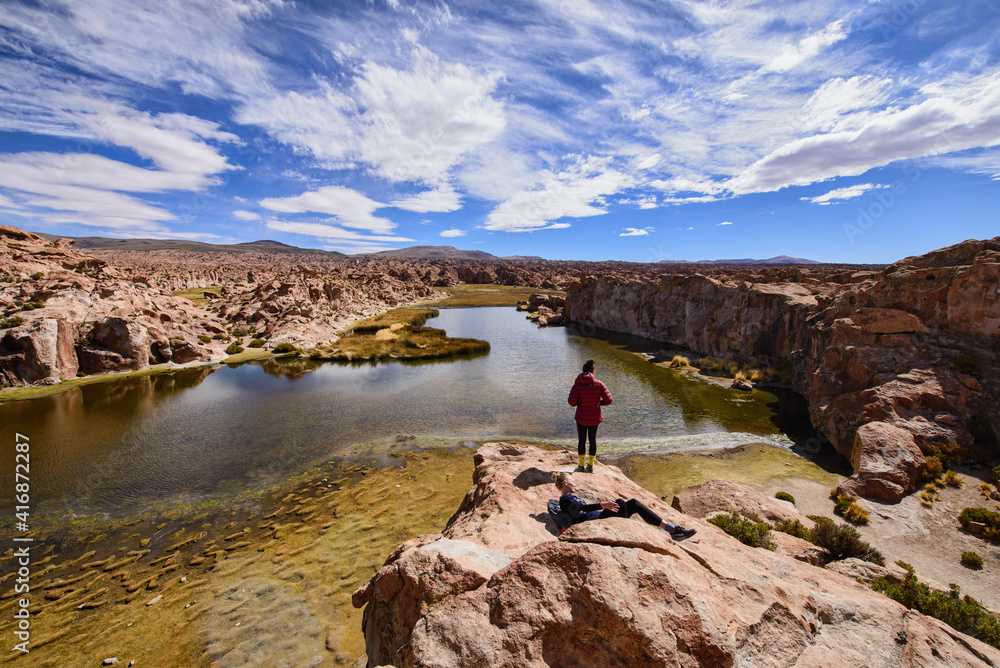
212;334;227;340
232;327;250;337
871;574;1000;649
29;272;43;280
952;355;981;375
1;316;24;329
198;335;211;344
76;371;86;378
808;516;884;565
273;342;298;354
225;342;244;355
992;465;1000;487
775;491;796;505
248;338;265;348
707;511;776;550
895;560;914;573
961;551;984;570
32;300;45;309
958;507;1000;533
773;518;810;540
831;492;869;524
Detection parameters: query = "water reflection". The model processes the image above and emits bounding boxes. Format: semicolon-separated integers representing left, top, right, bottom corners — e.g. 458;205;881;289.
0;307;796;521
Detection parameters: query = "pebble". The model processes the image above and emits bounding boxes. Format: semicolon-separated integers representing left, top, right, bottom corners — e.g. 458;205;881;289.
103;659;119;666
146;595;162;606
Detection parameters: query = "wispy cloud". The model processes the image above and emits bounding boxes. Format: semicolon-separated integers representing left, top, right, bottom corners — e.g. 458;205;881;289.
619;227;653;237
391;185;462;213
265;218;414;254
260;186;396;233
802;183;887;205
717;221;733;226
484;156;632;232
233;210;260;220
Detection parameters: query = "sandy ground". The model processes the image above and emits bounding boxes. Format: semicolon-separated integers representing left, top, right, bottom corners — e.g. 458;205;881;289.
760;466;1000;612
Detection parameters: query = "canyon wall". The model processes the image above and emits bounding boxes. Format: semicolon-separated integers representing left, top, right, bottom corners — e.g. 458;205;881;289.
566;238;1000;500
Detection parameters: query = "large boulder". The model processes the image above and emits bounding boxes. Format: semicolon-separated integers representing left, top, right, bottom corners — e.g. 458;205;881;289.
353;443;1000;668
838;422;926;502
672;478;815;528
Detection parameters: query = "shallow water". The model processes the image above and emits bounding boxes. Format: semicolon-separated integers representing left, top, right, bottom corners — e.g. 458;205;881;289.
0;307;792;520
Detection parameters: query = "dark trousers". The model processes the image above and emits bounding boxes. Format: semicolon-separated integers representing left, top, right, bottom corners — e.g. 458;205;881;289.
577;422;598;457
598;498;674;531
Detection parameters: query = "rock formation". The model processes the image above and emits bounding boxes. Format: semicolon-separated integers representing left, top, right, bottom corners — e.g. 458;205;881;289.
353;443;1000;667
565;238;1000;501
0;226;228;385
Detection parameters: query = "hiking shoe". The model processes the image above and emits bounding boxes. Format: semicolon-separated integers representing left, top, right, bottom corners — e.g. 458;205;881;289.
584;465;594;474
574;465;587;473
671;527;696;539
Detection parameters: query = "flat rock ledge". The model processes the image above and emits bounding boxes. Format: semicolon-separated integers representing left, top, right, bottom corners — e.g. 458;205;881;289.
352;443;1000;668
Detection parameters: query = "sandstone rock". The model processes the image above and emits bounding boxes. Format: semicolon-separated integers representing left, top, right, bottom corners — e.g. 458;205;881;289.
848;307;930;334
731;378;752;391
672;478;816;528
354;443;1000;668
0;317;78;385
838;422;925;502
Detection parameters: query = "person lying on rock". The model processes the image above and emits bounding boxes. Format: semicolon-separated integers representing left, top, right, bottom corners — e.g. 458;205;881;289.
552;472;696;539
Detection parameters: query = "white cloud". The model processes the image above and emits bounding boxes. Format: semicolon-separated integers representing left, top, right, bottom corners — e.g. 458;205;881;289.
390;185;462;213
801;75;895;132
802;183;887;205
484;156;633;232
233;210;260;220
763;20;848;73
0;101;237;235
727;71;1000;195
440;228;466;238
619;227;653;237
265;219;414;246
260;185;396;233
0;194;24;210
717;221;733;226
240;50;506;184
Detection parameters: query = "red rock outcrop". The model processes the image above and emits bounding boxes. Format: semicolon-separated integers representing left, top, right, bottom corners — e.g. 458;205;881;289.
566;238;1000;501
0;226;231;386
353;443;1000;668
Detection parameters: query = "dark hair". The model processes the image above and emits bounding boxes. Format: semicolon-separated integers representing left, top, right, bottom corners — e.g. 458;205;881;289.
582;359;595;373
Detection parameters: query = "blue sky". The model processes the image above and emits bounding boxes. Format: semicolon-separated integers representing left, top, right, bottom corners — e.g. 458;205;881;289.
0;0;998;262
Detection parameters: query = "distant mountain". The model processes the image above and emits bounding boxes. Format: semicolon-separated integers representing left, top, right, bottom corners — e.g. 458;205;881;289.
31;233;346;257
501;255;545;261
366;245;498;260
659;255;820;265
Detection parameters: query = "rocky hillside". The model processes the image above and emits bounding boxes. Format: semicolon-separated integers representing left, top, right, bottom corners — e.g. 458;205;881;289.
353;443;1000;667
0;226;234;386
565;237;1000;501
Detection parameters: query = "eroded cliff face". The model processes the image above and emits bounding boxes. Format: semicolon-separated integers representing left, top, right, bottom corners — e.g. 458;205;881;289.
353;443;1000;668
566;238;1000;501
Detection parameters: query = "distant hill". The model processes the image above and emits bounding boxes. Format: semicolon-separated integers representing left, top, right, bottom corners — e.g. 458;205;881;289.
366;245;498;260
501;255;545;261
31;233;346;257
660;255;820;265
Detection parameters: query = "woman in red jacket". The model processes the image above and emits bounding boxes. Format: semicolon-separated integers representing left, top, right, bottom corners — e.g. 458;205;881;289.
568;359;612;473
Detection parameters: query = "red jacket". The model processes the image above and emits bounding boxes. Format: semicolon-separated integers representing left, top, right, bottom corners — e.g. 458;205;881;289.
568;372;612;426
